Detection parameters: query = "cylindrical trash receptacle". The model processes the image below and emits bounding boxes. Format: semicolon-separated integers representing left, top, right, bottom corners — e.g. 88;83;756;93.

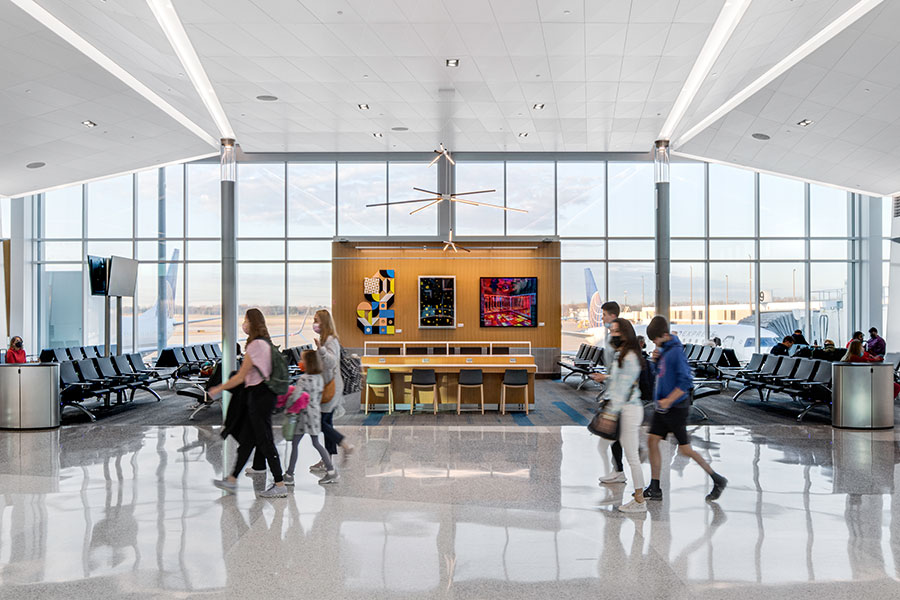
0;364;60;429
832;363;894;429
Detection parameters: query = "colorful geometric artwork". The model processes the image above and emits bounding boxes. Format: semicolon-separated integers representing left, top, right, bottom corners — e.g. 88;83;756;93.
418;276;455;329
357;269;395;335
480;277;538;327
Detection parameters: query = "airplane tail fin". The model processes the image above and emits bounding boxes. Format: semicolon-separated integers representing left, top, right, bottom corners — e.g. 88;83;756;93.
584;267;598;307
163;249;180;317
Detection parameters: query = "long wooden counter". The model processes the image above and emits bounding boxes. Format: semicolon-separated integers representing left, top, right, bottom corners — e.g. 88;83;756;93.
360;354;535;411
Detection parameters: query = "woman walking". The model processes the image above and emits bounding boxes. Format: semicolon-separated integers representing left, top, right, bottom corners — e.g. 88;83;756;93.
310;309;353;479
595;317;647;514
211;309;288;498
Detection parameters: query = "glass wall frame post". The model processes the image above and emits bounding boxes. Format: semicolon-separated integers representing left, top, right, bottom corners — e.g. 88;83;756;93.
654;140;671;320
220;139;237;415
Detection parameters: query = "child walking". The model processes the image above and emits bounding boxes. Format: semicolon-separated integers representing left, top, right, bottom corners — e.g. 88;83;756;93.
284;350;339;485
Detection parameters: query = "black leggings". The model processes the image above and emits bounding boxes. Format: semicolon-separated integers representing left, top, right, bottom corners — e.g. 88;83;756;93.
321;412;344;455
611;440;624;472
232;384;284;483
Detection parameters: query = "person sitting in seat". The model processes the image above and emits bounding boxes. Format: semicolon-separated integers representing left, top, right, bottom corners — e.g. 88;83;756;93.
866;327;886;357
712;337;722;347
842;340;900;398
846;331;865;348
6;336;26;363
771;336;793;356
792;329;809;345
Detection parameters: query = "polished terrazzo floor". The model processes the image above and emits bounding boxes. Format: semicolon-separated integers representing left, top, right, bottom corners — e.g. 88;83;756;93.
2;423;900;599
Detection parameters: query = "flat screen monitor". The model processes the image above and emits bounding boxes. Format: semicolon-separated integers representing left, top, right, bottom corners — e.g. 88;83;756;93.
418;276;455;329
480;277;538;327
87;255;108;296
107;255;138;297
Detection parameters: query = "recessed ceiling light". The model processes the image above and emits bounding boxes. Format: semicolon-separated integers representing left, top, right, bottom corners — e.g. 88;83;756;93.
445;58;459;67
563;10;571;15
26;162;46;169
256;94;278;102
391;126;408;131
82;120;97;128
533;103;545;110
358;103;369;110
797;118;813;127
751;132;770;140
518;132;529;138
337;10;343;15
373;132;383;138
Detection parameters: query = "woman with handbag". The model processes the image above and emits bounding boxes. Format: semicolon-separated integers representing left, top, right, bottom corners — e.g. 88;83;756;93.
592;317;647;514
310;309;354;480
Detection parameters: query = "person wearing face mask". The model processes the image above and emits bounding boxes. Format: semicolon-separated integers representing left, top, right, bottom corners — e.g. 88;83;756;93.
589;301;626;484
210;309;288;498
6;337;27;363
593;317;647;513
310;309;354;481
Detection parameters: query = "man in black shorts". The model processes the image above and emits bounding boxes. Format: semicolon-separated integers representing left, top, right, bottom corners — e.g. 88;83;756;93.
643;316;727;502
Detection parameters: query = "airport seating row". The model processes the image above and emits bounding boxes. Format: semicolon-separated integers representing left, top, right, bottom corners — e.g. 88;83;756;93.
558;343;605;388
40;345;107;363
59;353;172;421
155;344;222;376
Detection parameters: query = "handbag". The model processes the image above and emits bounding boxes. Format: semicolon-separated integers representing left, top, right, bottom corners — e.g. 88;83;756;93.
282;414;298;440
587;399;620;440
321;379;335;404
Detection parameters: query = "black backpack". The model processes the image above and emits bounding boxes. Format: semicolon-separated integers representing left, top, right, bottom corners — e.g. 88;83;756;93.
637;357;654;404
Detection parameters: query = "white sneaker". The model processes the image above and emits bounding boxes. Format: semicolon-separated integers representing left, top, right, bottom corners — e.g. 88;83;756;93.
599;471;627;484
618;499;647;514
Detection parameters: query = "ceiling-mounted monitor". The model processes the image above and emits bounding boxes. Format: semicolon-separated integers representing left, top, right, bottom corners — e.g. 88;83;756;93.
480;277;538;327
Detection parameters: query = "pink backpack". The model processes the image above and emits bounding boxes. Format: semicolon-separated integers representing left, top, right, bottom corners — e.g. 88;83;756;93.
287;392;310;414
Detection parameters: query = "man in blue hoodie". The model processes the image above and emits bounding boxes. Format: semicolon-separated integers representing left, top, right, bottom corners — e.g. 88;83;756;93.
643;316;727;502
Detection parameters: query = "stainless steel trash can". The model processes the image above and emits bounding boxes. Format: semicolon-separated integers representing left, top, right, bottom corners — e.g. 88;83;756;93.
0;364;60;429
832;363;894;429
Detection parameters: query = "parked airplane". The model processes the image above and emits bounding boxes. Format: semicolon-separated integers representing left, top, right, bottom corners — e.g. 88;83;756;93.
564;268;780;363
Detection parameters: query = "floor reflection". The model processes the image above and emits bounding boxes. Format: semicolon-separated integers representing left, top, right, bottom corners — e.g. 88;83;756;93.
0;424;898;597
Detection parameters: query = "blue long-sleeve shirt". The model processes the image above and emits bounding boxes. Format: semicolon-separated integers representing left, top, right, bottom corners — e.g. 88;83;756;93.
653;336;693;408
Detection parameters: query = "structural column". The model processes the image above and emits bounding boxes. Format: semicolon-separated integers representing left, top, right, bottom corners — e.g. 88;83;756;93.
437;153;452;238
157;168;168;353
220;139;237;414
654;140;671;320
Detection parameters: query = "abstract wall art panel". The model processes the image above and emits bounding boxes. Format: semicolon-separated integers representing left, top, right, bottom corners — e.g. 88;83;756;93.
480;277;538;327
418;276;455;329
357;269;395;335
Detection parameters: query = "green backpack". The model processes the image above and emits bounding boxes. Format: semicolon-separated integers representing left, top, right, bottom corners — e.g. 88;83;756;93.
263;341;291;396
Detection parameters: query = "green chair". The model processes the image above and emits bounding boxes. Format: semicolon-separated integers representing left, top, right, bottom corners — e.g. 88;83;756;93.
364;368;393;414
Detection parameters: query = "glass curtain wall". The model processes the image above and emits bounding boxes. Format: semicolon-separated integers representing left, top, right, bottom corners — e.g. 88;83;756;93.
32;155;863;361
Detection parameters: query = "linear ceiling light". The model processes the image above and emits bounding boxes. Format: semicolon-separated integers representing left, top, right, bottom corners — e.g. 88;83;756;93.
146;0;234;139
676;0;885;146
657;0;753;141
8;0;218;148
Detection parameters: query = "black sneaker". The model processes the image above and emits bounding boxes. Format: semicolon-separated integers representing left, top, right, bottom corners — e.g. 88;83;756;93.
706;474;727;502
643;486;663;501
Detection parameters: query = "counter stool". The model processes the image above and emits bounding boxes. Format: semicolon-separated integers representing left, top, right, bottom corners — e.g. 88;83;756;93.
364;368;393;414
500;369;529;415
457;369;485;414
411;368;438;414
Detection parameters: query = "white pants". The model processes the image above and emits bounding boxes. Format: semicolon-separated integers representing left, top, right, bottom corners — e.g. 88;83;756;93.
598;402;644;492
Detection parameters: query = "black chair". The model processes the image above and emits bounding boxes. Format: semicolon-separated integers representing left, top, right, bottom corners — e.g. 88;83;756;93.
410;369;438;413
721;348;741;367
795;361;833;422
112;355;163;402
202;344;216;359
721;353;765;385
82;358;130;403
501;369;529;414
59;361;101;422
75;359;127;408
457;369;484;414
156;348;181;368
558;344;589;375
67;347;85;360
127;353;173;385
731;355;781;401
689;346;714;367
564;346;604;389
683;343;695;357
686;345;703;360
210;343;222;358
83;346;99;358
39;348;58;363
774;358;819;398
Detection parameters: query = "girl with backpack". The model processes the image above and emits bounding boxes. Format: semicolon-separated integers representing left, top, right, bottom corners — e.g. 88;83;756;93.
283;350;338;485
211;309;288;498
594;317;647;514
311;309;354;477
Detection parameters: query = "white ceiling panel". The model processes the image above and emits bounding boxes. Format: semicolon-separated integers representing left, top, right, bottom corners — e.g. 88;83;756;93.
676;0;900;195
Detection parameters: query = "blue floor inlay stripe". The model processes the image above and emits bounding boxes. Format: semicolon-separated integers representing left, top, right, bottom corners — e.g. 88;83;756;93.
553;401;589;426
511;412;533;426
362;413;383;426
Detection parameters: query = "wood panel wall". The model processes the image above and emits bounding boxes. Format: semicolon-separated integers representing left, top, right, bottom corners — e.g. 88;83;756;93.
332;241;561;352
